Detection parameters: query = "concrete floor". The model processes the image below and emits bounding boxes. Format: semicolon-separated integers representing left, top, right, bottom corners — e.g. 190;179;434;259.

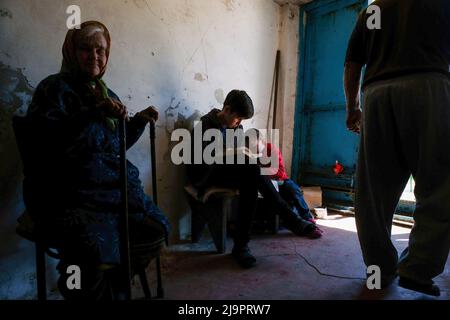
139;214;450;300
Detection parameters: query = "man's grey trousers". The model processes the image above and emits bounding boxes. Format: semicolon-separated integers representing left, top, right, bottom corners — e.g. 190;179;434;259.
356;72;450;285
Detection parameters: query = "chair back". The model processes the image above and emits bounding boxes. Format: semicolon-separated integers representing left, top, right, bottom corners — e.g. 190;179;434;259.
12;115;62;237
12;115;36;176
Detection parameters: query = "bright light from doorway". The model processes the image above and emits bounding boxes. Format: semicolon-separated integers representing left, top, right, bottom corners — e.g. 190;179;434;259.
400;176;416;202
316;215;411;236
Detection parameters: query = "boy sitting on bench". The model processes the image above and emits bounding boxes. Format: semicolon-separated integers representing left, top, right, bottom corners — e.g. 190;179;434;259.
187;90;320;269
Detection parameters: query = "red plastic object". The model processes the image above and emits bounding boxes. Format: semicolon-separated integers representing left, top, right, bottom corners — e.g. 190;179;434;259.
333;161;344;175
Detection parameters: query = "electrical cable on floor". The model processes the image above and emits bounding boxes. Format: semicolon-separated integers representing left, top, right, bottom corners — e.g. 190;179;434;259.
258;244;450;296
289;239;366;281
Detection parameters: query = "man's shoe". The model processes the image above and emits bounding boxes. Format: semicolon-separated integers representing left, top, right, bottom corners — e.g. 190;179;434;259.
232;245;257;269
381;273;398;289
399;277;441;297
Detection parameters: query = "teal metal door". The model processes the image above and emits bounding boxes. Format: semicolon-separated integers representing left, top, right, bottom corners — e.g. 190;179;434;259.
292;0;366;208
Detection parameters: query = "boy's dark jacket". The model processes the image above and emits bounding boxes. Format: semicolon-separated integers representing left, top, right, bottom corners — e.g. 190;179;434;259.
186;108;243;189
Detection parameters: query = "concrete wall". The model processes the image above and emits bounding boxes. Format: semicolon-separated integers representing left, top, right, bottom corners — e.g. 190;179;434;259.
0;0;301;299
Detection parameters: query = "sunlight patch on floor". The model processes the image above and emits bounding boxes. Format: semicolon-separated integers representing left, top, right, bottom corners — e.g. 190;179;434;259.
316;215;411;237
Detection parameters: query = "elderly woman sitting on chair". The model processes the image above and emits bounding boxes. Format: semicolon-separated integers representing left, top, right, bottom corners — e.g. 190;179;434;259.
25;21;170;300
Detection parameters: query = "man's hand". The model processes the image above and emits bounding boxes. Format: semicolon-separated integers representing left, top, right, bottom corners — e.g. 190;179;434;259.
346;108;362;134
97;98;129;121
136;106;159;122
343;62;363;134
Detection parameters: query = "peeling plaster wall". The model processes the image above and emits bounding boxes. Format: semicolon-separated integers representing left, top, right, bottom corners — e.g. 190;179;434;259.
0;0;289;298
0;62;62;300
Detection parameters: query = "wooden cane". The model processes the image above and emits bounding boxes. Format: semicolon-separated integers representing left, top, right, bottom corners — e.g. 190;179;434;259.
149;120;158;204
118;117;132;299
149;119;164;298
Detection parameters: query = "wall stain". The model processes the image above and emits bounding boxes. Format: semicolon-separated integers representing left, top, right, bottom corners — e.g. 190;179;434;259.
164;97;181;136
0;62;35;297
0;8;13;19
223;0;236;11
183;0;195;20
132;0;147;10
174;110;202;133
163;98;202;161
214;88;224;104
0;50;11;58
125;88;133;101
289;7;296;20
0;62;34;193
194;72;207;82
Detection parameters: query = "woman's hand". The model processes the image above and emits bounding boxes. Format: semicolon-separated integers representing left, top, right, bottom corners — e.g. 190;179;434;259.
97;98;129;121
136;106;159;122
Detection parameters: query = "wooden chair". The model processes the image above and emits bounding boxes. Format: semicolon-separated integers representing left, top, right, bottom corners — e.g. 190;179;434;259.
13;115;164;300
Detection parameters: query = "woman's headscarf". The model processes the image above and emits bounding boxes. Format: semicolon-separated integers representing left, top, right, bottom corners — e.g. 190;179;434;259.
61;21;117;129
61;20;111;81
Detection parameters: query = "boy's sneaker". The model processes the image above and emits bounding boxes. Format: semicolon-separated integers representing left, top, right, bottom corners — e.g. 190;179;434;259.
307;217;317;224
232;245;257;269
398;277;441;297
285;218;322;239
307;218;324;235
305;225;322;239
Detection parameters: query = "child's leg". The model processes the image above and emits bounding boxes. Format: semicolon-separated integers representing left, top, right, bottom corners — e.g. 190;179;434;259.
279;179;314;220
256;175;320;236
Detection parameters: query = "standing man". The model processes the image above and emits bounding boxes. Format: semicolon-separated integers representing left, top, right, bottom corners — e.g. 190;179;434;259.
344;0;449;296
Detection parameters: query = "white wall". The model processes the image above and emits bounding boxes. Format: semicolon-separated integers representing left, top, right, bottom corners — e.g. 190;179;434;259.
0;0;300;299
